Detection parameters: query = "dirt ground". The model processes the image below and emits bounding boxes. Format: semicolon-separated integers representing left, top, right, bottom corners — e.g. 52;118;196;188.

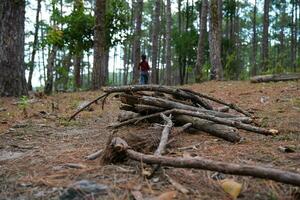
0;81;299;200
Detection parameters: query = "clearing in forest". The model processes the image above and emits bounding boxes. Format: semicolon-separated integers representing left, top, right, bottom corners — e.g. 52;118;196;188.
0;81;299;200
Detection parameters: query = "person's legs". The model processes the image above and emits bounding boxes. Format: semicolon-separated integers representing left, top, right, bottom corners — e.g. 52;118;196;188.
144;74;149;84
140;74;145;84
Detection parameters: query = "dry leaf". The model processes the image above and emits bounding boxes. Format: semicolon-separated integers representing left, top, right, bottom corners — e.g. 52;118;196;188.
131;190;144;200
220;179;242;200
157;191;177;200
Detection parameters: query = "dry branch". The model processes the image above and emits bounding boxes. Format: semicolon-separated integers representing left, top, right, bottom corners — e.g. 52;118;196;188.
155;113;173;156
174;115;241;143
103;85;213;110
110;109;241;143
108;137;300;187
85;149;103;160
171;109;277;135
180;88;251;117
139;96;241;119
149;113;173;178
69;93;108;121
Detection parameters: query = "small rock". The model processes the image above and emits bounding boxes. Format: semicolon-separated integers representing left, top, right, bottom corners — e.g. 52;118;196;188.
34;191;45;198
18;182;33;187
59;180;108;200
278;146;296;153
8;128;16;132
211;172;226;180
0;107;6;112
152;177;160;183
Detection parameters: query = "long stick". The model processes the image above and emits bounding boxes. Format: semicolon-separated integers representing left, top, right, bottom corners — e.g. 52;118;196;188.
180;88;251;117
110;137;300;186
103;85;213;110
171;109;278;135
148;113;173;178
69;93;108;121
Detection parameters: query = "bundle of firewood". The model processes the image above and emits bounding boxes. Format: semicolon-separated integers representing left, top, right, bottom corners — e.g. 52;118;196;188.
70;85;300;187
104;85;277;143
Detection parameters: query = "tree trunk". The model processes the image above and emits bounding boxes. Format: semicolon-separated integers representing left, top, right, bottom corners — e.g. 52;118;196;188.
261;0;270;72
92;0;107;90
44;46;58;95
0;0;28;97
250;73;300;83
195;0;208;82
209;0;223;80
132;0;143;84
104;48;109;85
27;0;42;91
74;52;83;90
63;53;72;91
165;0;172;85
251;0;257;76
151;0;161;84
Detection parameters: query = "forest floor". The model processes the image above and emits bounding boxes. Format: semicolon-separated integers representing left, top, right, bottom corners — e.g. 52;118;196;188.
0;81;300;200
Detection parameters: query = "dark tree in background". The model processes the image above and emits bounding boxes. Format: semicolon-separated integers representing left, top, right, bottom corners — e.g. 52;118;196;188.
0;0;28;97
195;0;208;82
261;0;270;71
92;0;107;89
209;0;223;80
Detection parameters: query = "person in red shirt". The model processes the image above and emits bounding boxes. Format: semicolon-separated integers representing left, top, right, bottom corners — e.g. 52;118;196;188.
139;54;150;84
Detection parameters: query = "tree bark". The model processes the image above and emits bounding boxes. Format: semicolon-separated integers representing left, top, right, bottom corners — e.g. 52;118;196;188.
195;0;208;83
74;52;83;90
132;0;143;84
165;0;172;85
209;0;223;80
108;137;300;187
261;0;270;72
92;0;107;90
27;0;42;91
0;0;28;97
251;0;257;76
174;115;240;143
151;0;161;84
44;46;58;95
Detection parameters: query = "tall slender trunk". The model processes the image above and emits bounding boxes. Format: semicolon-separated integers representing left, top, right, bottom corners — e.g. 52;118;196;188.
74;52;83;89
28;0;42;91
165;0;172;85
209;0;223;80
92;0;106;89
0;0;28;96
132;0;143;84
151;0;161;84
195;0;208;82
63;53;72;91
251;0;257;76
292;1;297;71
261;0;270;72
44;46;58;95
123;45;128;85
87;51;91;88
104;49;109;85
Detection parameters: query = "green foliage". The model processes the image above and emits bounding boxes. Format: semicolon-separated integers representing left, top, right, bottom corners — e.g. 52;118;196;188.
18;96;29;117
105;0;131;48
45;26;64;47
62;0;94;54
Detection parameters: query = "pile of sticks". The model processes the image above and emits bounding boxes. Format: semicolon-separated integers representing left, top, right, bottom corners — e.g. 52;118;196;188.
94;85;277;143
69;85;300;187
